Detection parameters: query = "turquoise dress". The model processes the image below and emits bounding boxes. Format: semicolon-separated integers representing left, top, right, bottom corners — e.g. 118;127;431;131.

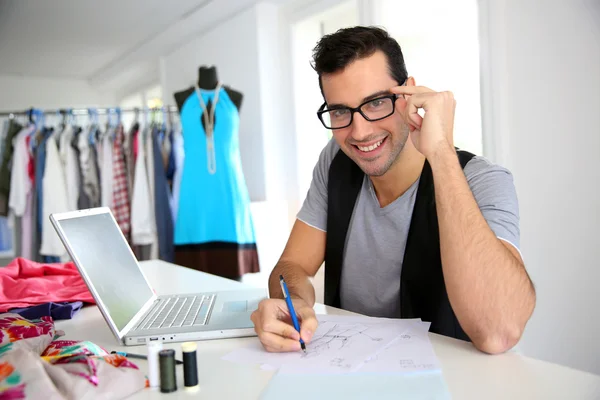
174;86;258;279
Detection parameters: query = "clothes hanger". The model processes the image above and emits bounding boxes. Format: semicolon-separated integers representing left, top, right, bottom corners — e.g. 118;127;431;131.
51;110;63;139
109;107;121;138
88;108;98;145
28;108;43;153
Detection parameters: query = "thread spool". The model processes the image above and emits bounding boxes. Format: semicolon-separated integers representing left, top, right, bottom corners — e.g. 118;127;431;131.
159;349;177;393
182;342;199;391
147;341;163;388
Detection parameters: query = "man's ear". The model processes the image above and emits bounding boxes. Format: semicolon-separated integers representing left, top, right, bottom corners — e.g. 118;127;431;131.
406;76;416;86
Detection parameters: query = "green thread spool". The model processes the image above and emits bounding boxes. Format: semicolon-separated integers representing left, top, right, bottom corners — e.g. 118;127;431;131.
159;349;177;393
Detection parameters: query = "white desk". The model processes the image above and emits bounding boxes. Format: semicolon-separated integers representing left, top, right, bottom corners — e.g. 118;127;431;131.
56;260;600;399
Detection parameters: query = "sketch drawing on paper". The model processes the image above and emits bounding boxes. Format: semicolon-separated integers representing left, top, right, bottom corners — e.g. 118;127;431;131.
303;323;383;361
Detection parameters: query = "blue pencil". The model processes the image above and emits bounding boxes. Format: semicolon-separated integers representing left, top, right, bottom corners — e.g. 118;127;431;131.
279;275;307;353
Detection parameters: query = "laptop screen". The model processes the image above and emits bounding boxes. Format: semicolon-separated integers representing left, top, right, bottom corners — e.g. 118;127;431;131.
55;211;154;332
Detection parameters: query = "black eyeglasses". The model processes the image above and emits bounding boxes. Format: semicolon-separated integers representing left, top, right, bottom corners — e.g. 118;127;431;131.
317;93;402;130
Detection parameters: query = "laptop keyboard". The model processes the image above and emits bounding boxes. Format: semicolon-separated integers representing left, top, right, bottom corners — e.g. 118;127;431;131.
135;294;216;331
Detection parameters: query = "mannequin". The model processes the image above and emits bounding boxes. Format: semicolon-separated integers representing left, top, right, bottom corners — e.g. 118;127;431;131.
173;65;243;124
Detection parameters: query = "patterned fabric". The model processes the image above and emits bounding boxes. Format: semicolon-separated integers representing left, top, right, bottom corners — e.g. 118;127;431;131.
0;360;25;399
0;314;55;355
112;124;131;241
0;313;146;399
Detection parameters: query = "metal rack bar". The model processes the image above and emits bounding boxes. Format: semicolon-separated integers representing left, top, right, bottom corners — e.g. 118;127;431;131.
0;106;179;118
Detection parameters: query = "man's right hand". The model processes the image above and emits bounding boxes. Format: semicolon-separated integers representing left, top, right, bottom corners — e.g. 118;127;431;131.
250;298;318;352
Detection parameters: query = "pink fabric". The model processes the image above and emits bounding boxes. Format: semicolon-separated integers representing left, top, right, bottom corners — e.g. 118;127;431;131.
0;258;95;312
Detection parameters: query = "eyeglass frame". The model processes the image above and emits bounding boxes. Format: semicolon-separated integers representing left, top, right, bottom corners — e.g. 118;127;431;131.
316;81;407;130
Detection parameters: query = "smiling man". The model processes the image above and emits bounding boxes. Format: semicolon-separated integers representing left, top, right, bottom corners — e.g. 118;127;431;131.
251;26;536;354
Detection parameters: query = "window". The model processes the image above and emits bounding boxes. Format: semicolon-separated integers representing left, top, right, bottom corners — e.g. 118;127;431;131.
118;84;163;129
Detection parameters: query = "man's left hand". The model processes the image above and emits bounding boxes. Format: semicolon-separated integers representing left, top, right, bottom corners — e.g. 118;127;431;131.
390;85;456;159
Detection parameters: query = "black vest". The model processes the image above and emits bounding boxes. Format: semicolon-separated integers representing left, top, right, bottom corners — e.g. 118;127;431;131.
324;149;475;341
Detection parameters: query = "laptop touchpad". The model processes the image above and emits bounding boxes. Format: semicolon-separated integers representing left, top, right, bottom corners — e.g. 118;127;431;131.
222;300;248;313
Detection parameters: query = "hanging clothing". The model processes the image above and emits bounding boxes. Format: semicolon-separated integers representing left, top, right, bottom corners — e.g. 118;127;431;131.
8;126;35;218
130;126;155;246
163;128;174;176
171;129;184;223
0;120;24;216
100;128;114;208
0;216;12;251
59;125;80;212
35;128;60;263
0;119;9;162
112;124;131;241
77;126;101;208
40;131;69;258
146;127;158;260
21;191;34;260
174;86;259;279
22;134;35;260
152;127;174;262
8;126;35;260
124;123;137;203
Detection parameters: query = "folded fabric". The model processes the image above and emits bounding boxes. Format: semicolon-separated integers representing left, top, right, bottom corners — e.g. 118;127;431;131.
9;302;83;321
0;258;95;312
0;313;147;399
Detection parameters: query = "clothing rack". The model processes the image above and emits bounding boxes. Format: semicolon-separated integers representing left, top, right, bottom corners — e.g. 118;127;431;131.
0;106;180;118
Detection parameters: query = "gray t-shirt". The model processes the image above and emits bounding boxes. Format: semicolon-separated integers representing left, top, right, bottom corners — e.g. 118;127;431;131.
297;139;520;318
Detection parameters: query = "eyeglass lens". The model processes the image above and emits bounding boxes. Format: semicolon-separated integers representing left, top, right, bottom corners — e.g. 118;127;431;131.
321;97;394;129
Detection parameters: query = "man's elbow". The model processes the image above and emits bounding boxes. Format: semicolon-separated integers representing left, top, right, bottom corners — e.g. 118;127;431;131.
472;324;523;354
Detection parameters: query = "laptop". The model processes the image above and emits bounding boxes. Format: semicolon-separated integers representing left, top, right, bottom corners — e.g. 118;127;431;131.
50;207;267;346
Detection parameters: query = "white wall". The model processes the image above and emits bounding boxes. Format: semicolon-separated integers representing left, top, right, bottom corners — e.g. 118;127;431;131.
255;2;298;206
481;0;600;375
0;74;115;111
290;1;359;210
254;2;298;277
380;0;482;156
161;6;266;202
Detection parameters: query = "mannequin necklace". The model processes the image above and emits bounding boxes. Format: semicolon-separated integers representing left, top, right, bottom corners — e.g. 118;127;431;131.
195;81;222;174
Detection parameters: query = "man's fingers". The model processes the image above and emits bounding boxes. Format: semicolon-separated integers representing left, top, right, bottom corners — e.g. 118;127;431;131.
296;307;318;343
404;97;423;130
250;311;260;335
260;331;302;352
263;319;300;341
264;345;277;353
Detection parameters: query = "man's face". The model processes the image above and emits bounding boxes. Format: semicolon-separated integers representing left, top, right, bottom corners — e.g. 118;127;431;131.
321;51;409;177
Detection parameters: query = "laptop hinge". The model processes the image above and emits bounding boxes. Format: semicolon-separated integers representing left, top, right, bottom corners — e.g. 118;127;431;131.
120;295;159;339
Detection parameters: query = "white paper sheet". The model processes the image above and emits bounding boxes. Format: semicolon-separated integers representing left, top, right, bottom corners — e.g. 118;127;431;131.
222;315;424;374
361;320;441;373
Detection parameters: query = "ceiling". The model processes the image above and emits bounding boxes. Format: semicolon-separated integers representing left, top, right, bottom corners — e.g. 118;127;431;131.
0;0;295;95
0;0;218;79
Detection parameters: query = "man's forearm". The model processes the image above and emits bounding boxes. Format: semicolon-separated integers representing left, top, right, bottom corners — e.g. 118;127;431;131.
429;145;535;353
268;260;316;306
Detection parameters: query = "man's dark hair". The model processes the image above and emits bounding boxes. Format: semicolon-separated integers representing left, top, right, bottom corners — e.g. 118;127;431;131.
311;26;408;97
